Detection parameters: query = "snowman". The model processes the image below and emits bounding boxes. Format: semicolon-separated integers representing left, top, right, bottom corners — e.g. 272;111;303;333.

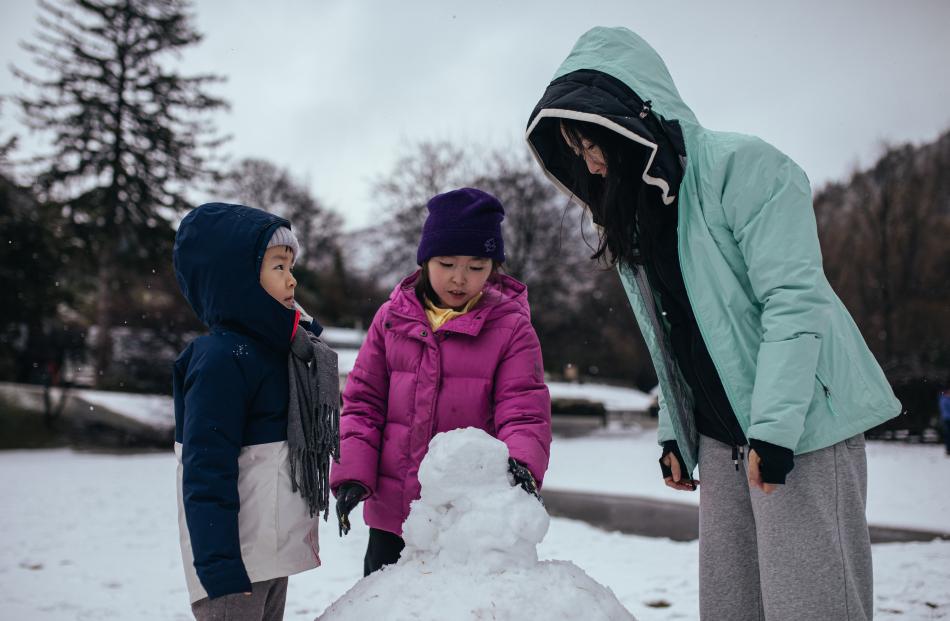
318;427;636;621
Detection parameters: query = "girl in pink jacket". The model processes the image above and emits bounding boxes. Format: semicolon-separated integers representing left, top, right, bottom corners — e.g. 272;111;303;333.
330;187;552;575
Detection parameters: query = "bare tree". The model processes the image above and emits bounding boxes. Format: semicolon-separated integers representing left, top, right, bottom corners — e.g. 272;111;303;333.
370;141;471;280
220;158;342;272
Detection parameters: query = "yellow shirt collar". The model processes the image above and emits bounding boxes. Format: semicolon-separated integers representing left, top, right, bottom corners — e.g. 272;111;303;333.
424;292;483;331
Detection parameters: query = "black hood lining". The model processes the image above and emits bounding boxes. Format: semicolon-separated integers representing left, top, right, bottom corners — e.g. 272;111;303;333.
526;69;686;209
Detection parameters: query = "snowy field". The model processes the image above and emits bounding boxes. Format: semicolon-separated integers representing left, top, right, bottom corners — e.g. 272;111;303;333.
1;441;948;620
546;381;653;412
65;379;656;431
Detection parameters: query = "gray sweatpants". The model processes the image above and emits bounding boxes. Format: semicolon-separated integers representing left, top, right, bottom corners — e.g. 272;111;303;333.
191;577;288;621
698;434;872;621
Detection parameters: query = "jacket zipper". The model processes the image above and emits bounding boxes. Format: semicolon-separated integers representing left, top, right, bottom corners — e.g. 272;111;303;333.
672;190;751;471
387;307;444;439
630;264;699;473
689;332;745;470
816;374;839;417
650;253;745;472
428;349;442;439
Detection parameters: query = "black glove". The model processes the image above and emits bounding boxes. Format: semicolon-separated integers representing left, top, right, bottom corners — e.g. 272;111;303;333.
508;458;543;505
335;481;367;537
748;439;794;485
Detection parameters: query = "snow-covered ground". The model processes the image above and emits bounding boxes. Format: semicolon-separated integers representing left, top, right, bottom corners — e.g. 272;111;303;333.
547;381;653;413
3;384;947;618
318;327;366;350
40;385;948;534
1;446;948;620
544;425;950;534
74;389;176;431
72;380;655;428
15;379;651;438
334;349;359;377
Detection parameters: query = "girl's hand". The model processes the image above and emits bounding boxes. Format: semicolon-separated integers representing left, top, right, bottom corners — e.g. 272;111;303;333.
747;449;778;494
335;482;368;536
507;458;543;505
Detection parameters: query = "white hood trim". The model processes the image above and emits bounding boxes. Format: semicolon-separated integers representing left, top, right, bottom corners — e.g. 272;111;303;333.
525;108;677;206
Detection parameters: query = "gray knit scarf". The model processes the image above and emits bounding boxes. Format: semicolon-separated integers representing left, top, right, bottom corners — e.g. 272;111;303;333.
288;327;340;519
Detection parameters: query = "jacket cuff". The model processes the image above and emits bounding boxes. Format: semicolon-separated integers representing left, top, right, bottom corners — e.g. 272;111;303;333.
749;439;794;484
334;480;370;501
330;439;379;496
199;563;252;600
506;442;549;488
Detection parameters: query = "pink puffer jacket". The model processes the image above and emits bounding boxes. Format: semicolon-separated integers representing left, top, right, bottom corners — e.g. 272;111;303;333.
330;271;552;535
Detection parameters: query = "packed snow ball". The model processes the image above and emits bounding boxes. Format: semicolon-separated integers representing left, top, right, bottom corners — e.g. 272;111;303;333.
318;428;636;621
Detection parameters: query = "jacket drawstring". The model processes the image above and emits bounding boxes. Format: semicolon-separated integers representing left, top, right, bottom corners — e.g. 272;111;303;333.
732;444;745;471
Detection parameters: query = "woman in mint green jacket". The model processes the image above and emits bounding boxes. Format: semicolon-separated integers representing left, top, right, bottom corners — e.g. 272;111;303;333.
526;27;900;621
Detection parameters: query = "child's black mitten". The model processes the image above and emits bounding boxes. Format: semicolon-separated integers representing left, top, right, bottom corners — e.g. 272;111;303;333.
508;457;543;505
335;481;367;537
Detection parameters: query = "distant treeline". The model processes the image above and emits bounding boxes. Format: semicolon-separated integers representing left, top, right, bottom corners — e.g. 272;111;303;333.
813;129;950;431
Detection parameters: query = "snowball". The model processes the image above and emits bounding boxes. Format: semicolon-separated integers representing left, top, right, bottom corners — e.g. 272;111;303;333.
318;428;636;621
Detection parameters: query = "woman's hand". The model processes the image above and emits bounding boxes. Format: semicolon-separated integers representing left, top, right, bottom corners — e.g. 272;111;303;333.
747;449;778;494
660;443;698;491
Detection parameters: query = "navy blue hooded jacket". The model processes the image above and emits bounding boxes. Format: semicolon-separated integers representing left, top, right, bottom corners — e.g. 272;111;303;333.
172;202;321;598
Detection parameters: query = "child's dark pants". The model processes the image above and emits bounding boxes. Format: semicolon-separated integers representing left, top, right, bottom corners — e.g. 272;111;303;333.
364;527;405;576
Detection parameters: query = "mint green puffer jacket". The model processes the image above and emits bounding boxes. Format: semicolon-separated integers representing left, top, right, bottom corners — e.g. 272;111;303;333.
526;26;900;473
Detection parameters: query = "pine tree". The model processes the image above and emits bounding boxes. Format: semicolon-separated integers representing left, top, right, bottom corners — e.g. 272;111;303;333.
220;158;343;273
12;0;228;385
0;102;17;171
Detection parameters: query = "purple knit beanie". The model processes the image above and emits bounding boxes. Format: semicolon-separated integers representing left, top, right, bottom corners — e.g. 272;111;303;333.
416;188;506;265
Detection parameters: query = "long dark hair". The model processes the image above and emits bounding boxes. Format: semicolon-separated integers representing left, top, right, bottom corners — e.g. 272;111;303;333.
414;259;504;307
558;118;652;268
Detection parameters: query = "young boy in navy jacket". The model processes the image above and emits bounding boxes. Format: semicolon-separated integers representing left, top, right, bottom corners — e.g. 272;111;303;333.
173;202;335;620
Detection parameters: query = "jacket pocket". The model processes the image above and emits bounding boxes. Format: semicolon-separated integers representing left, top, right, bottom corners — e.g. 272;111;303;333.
815;373;839;417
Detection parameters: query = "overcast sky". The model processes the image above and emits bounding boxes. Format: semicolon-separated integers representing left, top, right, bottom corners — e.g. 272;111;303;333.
2;0;948;230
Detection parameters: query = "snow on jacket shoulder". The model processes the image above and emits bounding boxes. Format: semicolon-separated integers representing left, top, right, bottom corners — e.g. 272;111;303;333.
172;202;320;603
330;271;552;536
